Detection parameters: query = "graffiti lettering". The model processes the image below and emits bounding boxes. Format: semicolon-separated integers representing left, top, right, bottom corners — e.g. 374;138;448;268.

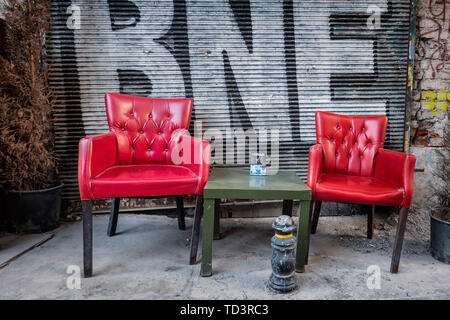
71;0;185;133
107;0;140;30
422;89;449;115
187;0;291;140
417;0;450;78
298;1;389;140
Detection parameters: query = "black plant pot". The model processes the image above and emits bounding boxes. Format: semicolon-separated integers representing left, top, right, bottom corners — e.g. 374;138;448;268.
430;213;450;264
4;183;63;233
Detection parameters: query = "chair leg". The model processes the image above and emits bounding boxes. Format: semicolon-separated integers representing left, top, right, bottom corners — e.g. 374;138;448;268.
310;200;322;234
367;205;374;239
390;207;409;273
107;198;120;237
176;195;186;230
282;200;293;217
189;195;203;265
82;200;93;278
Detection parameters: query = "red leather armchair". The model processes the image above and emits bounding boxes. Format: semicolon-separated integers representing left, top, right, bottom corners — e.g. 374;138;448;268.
307;111;416;273
78;92;211;277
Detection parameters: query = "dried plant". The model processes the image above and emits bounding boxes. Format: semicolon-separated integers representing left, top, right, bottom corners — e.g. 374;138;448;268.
0;0;57;191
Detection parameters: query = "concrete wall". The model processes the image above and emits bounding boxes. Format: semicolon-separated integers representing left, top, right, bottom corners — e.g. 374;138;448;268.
410;0;449;223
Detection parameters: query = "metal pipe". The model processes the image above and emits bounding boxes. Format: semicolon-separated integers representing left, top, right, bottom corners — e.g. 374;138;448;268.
404;0;418;153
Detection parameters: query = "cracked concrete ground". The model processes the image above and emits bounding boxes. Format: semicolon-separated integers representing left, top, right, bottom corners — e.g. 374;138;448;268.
0;214;448;299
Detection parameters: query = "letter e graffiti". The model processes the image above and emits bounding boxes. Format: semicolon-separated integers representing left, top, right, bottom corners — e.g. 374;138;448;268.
66;5;81;30
367;5;381;30
66;265;81;289
366;265;381;290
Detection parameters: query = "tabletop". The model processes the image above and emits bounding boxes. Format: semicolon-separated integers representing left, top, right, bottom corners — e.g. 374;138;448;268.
203;168;311;200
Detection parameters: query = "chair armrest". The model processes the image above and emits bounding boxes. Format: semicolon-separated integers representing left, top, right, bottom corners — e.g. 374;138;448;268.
307;144;323;194
169;130;211;195
374;148;416;208
78;133;118;200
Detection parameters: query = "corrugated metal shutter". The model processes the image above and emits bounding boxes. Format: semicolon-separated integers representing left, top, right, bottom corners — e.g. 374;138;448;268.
47;0;411;200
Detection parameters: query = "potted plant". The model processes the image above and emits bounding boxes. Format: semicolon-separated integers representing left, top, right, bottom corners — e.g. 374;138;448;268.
430;113;449;264
0;0;62;233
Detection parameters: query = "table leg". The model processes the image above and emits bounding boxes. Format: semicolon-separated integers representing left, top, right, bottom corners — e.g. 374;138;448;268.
295;200;310;273
214;199;221;240
200;198;215;277
282;200;293;217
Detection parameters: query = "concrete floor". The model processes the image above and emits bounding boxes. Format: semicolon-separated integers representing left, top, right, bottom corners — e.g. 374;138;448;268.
0;214;448;299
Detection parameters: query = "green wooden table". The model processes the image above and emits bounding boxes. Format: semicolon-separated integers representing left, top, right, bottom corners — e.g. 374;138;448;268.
200;168;312;277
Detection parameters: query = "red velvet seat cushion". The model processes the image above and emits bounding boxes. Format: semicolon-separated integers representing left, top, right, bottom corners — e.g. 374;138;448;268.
314;173;404;206
91;164;199;198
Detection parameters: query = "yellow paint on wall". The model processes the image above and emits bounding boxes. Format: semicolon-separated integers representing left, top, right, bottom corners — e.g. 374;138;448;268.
408;65;412;87
422;89;449;115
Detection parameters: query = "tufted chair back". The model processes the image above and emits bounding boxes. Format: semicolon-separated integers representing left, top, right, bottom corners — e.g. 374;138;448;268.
316;111;387;177
105;92;193;165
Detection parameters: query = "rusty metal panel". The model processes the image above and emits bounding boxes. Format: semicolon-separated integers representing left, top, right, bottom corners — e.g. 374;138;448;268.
47;0;411;199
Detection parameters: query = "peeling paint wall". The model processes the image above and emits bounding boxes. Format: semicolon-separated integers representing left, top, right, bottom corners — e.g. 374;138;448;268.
410;0;449;220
